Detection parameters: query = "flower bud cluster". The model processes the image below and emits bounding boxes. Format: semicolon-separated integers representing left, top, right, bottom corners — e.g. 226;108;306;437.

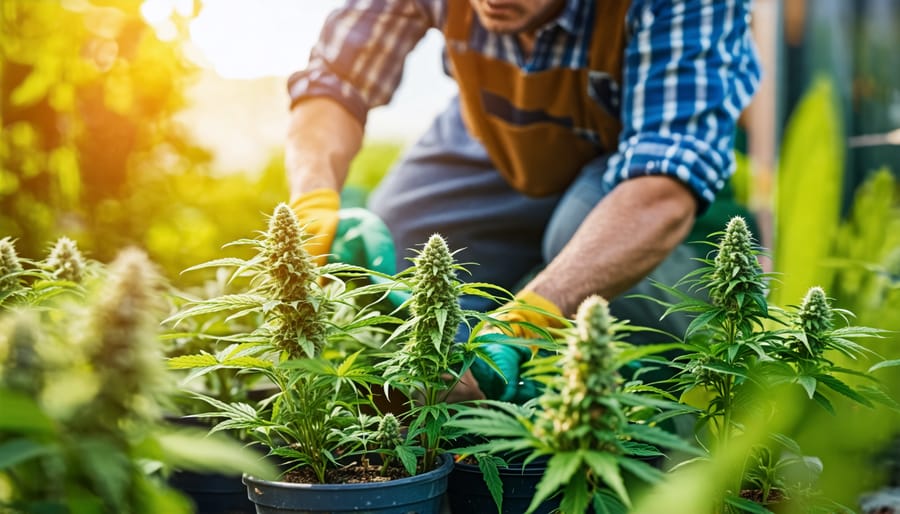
265;203;326;358
375;413;403;450
534;295;620;452
794;286;834;357
86;248;167;423
46;236;85;283
710;217;765;315
408;234;462;380
0;237;23;293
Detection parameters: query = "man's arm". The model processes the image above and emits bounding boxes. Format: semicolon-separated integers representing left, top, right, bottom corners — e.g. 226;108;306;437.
286;97;364;201
527;0;761;316
526;175;696;317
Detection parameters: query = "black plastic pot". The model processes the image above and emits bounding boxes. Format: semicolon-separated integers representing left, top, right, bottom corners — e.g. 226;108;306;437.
446;458;559;514
170;468;255;514
242;454;454;514
163;414;260;514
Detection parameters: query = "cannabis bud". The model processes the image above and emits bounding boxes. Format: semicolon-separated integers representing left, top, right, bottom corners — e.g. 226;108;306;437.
45;236;86;283
375;413;403;450
795;286;833;356
710;217;765;315
85;247;168;423
264;203;327;359
0;237;23;293
534;295;619;451
408;234;463;380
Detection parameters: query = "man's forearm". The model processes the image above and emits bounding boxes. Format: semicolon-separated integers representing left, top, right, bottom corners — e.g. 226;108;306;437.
286;97;364;200
526;175;697;317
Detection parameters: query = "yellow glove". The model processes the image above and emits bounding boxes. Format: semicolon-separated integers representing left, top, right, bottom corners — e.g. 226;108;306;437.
289;188;340;267
485;290;565;339
470;290;564;403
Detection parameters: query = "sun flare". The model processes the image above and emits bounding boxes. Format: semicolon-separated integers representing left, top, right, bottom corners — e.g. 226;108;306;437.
142;0;343;79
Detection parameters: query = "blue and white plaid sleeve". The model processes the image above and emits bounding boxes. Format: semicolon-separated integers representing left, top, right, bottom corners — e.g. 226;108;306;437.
604;0;762;213
287;0;443;126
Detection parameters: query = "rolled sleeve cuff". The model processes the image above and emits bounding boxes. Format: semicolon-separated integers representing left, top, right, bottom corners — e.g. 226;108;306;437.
604;133;733;214
287;70;369;127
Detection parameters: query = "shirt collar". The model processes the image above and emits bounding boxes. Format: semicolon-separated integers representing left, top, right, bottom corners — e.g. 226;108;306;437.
554;0;585;35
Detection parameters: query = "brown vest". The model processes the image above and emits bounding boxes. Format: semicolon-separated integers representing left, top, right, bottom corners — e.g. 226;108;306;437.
443;1;630;197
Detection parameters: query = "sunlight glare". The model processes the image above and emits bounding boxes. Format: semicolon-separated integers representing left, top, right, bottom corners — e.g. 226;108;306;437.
186;0;343;79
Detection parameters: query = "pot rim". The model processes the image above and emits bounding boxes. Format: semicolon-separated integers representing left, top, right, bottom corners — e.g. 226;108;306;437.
242;452;454;491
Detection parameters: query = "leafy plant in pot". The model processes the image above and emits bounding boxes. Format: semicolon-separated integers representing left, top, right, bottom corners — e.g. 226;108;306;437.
448;294;700;514
167;206;491;513
647;216;898;513
0;246;274;513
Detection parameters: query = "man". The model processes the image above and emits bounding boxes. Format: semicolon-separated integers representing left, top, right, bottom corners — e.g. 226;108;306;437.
286;0;761;402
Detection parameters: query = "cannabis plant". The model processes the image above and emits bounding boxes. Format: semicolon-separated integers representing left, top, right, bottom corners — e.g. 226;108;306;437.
0;236;95;312
165;203;400;484
0;247;272;514
651;216;777;449
648;216;897;513
449;295;698;514
379;233;518;476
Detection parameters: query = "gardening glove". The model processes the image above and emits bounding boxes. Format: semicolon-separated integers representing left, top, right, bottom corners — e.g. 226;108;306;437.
289;188;340;267
330;208;396;275
330;208;411;308
469;290;564;404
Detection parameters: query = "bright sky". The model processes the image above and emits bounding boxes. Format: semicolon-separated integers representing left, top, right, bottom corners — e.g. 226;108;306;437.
140;0;457;171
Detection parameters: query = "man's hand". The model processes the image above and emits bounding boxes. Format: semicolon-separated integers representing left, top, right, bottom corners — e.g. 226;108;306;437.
465;290;565;403
290;188;341;266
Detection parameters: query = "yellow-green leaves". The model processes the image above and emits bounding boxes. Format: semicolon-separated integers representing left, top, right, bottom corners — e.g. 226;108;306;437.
772;77;844;307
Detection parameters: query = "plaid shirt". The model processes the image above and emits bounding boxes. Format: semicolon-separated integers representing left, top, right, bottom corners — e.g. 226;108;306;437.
288;0;761;208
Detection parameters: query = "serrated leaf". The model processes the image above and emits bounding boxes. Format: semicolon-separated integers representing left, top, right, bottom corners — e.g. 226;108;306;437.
528;452;582;512
796;375;817;399
476;454;504;513
593;489;628;514
395;445;418;476
167;354;217;369
583;451;629;507
559;472;590;514
812;390;835;414
815;374;873;407
869;359;900;372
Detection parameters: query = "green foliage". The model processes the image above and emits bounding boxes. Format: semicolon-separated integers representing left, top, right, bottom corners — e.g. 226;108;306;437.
647;215;895;513
0;246;276;513
449;295;696;514
786;167;900;503
772;77;844;307
382;233;509;473
165;203;408;484
1;0;204;265
770;77;900;503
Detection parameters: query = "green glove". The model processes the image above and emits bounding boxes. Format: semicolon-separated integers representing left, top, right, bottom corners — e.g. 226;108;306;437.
469;291;564;403
329;208;410;307
470;341;540;403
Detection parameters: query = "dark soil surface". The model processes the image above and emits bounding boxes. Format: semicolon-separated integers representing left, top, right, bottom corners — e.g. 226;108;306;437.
282;461;410;485
740;488;786;507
